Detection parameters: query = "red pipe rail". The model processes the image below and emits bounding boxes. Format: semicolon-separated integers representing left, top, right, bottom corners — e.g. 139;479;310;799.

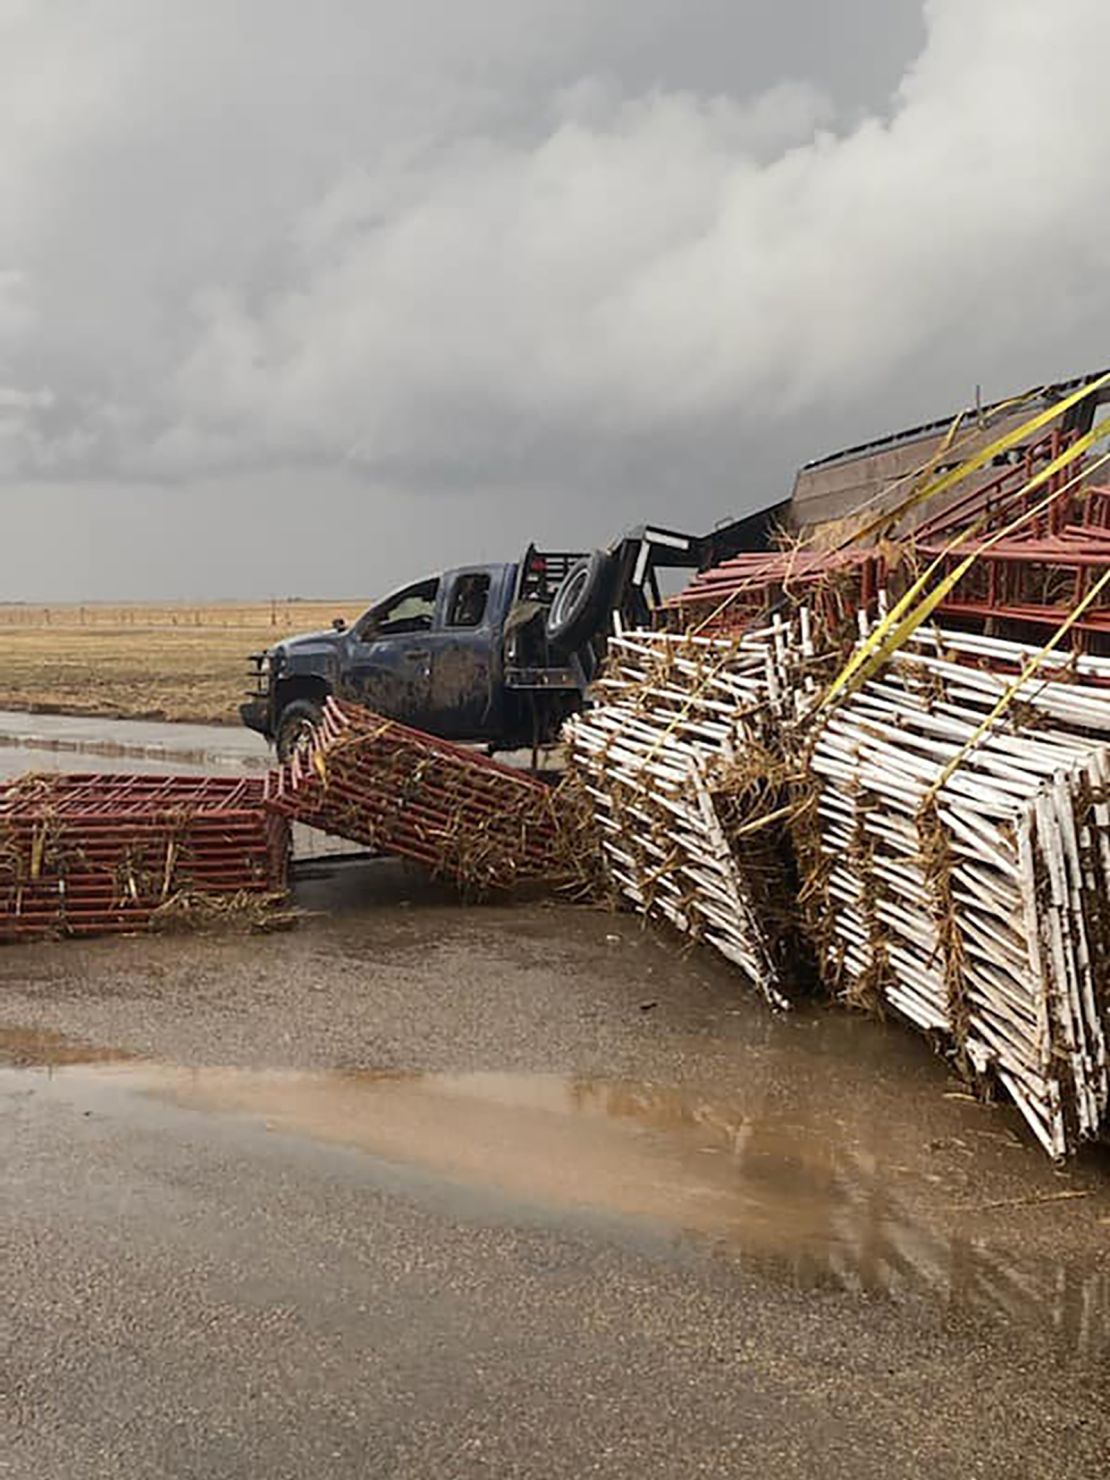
265;698;570;893
675;537;1110;654
914;428;1083;544
667;548;882;637
0;773;289;941
669;435;1110;650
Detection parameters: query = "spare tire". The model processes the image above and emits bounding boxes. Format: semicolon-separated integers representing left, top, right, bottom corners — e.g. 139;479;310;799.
546;550;615;651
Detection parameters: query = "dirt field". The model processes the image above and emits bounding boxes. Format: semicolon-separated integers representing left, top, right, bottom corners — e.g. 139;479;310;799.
0;601;365;724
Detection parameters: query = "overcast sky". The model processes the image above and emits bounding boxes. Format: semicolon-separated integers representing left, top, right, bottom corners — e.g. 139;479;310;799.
2;0;1108;601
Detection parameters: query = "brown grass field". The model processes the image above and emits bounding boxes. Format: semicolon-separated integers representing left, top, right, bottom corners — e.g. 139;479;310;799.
0;601;366;726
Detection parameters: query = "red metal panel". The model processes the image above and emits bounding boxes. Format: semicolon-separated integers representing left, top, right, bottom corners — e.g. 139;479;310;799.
265;699;567;893
0;773;289;942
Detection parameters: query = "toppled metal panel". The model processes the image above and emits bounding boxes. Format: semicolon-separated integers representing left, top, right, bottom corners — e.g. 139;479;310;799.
265;697;570;894
0;773;289;941
795;630;1110;1159
566;626;809;1009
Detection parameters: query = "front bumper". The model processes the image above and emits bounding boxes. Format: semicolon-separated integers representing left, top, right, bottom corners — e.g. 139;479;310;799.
239;698;272;737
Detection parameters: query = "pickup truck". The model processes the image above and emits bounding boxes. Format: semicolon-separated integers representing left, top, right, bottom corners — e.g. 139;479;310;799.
241;517;781;759
241;546;598;759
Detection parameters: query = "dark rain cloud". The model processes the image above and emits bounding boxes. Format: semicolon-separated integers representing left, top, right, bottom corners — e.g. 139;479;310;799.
2;1;1107;599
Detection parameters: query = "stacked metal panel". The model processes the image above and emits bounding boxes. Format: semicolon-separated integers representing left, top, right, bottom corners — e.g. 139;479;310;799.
901;627;1110;727
0;773;289;941
264;698;569;893
666;547;879;639
566;626;807;1009
800;638;1110;1159
668;432;1110;654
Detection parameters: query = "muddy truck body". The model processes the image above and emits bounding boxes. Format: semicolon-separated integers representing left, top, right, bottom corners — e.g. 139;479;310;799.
242;520;779;760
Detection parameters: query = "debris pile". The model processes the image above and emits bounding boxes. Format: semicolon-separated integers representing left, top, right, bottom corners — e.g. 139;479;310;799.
5;374;1110;1167
0;773;289;941
795;631;1110;1159
566;626;809;1008
265;697;571;894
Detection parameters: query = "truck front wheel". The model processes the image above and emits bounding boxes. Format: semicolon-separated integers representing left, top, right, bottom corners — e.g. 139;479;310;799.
275;699;324;762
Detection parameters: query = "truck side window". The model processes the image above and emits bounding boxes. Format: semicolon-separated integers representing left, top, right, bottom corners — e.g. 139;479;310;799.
447;573;490;629
370;578;440;636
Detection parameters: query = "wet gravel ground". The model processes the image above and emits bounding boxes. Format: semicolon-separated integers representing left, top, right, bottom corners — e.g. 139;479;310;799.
2;858;1110;1479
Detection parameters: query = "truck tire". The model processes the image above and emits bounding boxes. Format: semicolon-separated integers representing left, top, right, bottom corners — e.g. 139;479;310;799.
546;550;614;651
275;698;324;762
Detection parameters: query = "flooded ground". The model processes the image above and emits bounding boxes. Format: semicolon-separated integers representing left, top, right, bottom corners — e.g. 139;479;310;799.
2;711;1109;1477
5;1043;1109;1361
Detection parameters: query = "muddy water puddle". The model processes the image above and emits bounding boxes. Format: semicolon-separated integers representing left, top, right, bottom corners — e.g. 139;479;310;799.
4;1032;1108;1358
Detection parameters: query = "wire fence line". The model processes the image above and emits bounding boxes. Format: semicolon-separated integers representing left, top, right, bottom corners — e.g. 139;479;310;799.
0;601;361;630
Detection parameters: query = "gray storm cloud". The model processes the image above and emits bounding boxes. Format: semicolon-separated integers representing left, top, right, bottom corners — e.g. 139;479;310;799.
0;0;1108;600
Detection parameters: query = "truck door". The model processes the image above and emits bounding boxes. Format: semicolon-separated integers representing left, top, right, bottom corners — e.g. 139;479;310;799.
341;577;440;727
424;569;501;739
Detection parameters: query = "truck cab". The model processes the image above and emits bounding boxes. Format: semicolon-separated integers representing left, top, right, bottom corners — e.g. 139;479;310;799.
340;565;512;738
241;554;586;760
